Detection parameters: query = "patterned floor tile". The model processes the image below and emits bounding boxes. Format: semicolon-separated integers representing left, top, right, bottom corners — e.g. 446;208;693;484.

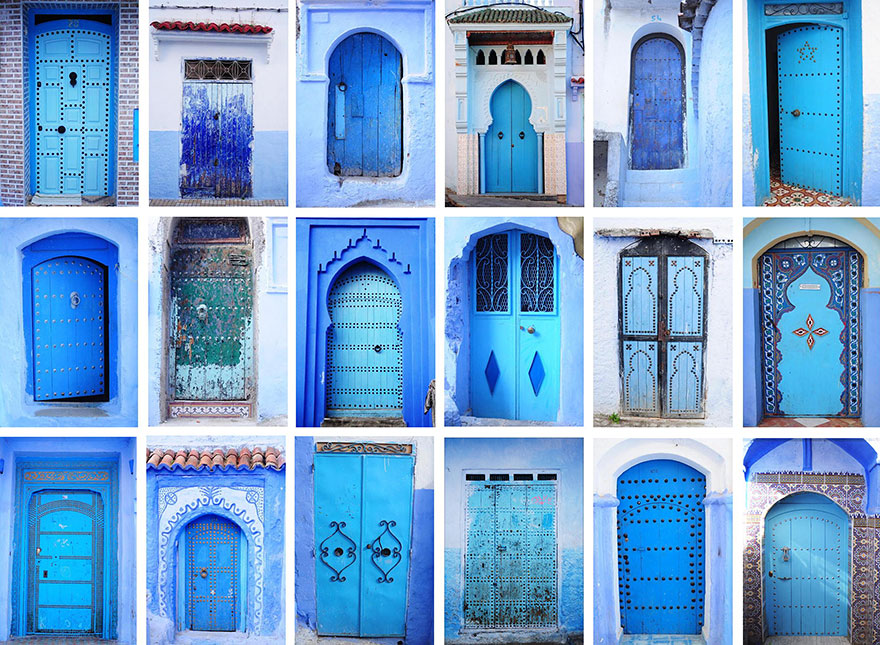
759;416;864;427
620;637;706;645
149;198;287;207
763;177;853;207
764;637;850;645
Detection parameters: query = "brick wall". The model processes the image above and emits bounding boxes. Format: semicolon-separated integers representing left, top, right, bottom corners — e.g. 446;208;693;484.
0;2;26;206
116;0;138;205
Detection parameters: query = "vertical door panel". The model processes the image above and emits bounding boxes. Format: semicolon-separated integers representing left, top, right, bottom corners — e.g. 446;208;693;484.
667;256;704;335
463;482;495;627
666;341;703;416
186;515;240;632
778;25;843;195
216;83;254;198
622;341;658;414
631;37;684;170
622;257;658;335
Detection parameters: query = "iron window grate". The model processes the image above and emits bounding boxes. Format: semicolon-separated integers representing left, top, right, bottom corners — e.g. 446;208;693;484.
184;59;252;81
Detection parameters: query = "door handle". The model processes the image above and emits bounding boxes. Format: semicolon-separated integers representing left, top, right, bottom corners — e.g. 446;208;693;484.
519;131;525;139
792;109;801;117
519;325;535;334
373;345;382;353
57;126;66;134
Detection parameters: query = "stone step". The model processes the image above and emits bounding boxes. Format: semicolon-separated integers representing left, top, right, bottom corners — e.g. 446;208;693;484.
321;416;407;427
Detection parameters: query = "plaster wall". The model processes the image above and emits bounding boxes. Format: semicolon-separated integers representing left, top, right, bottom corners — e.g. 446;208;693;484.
444;217;584;426
296;0;434;207
294;436;434;644
0;218;138;427
444;438;584;642
148;2;288;201
742;14;756;207
0;437;137;643
593;218;733;426
748;438;862;477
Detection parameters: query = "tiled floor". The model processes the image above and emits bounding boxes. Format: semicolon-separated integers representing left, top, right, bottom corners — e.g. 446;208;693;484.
763;177;853;207
149;198;287;207
620;636;706;645
764;638;850;645
759;416;864;428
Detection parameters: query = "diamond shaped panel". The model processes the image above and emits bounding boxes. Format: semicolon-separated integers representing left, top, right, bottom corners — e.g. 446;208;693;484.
528;351;545;396
485;351;500;394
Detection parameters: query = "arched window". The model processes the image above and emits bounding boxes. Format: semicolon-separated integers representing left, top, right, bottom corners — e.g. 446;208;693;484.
476;49;485;65
536;49;546;64
514;49;522;64
524;49;534;65
488;49;498;65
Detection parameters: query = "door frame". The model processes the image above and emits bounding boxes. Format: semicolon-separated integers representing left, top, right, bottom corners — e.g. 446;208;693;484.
747;0;863;204
27;7;118;198
481;79;542;195
11;456;119;639
459;468;561;633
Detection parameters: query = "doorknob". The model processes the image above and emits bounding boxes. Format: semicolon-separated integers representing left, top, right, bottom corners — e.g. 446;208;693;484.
497;131;504;139
199;568;208;579
768;570;773;577
373;345;382;353
792;109;801;117
197;304;208;321
57;126;66;134
70;291;80;309
519;325;535;334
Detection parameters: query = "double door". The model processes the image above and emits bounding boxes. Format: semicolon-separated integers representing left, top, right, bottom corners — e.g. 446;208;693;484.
486;80;538;193
185;515;242;632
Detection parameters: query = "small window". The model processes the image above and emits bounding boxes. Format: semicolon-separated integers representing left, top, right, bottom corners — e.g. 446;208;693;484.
476;50;485;65
537;473;557;481
184;59;252;81
514;50;522;65
524;50;534;65
488;50;498;65
513;473;534;481
537;50;546;65
489;474;510;481
465;474;486;481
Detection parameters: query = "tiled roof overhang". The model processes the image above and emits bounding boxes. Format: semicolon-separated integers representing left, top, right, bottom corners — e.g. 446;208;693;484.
146;447;285;471
448;7;571;25
150;21;273;34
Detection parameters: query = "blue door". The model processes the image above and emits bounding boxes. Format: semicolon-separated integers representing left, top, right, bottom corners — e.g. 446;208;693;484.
617;460;705;634
33;22;111;196
777;25;843;195
181;68;254;198
764;493;848;636
470;231;560;421
27;490;104;635
185;515;242;632
314;449;414;636
31;255;107;401
327;33;403;177
630;35;685;170
326;263;403;418
760;244;861;417
486;80;539;193
463;474;558;628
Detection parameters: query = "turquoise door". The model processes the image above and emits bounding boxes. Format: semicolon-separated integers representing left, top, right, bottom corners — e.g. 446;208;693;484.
486;81;539;193
326;262;403;418
27;490;104;635
33;21;111;196
185;515;242;631
314;450;414;637
470;231;560;421
764;493;848;636
777;25;843;195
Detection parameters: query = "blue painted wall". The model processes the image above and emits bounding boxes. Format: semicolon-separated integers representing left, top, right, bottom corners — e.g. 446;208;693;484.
0;218;137;426
0;437;136;643
295;437;434;644
444;217;583;426
444;438;584;643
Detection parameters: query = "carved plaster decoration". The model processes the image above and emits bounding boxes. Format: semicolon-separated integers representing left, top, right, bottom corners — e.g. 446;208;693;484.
474;71;549;134
318;228;413;276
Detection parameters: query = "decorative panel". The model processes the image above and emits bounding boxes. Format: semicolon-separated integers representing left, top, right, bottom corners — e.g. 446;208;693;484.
474;233;509;312
667;256;704;336
621;256;658;335
184;59;252;81
520;233;554;312
186;515;241;631
622;340;658;414
666;341;704;415
765;3;844;16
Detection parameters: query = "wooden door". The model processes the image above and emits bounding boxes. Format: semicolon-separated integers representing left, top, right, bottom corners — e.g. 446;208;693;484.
486;80;538;193
185;515;241;632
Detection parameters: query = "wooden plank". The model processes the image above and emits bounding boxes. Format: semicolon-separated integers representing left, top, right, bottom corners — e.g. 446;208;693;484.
342;35;364;176
377;37;403;176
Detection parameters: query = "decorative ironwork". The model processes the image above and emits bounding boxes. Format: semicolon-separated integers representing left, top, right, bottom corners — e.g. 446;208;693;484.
174;217;249;244
319;521;357;582
316;442;412;455
368;520;403;583
184;59;253;81
520;233;554;312
764;2;843;16
792;314;829;350
23;470;110;481
475;234;508;312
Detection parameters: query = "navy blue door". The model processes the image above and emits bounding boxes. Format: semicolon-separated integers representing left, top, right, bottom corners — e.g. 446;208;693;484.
617;460;705;634
327;33;402;177
185;515;241;632
630;35;685;170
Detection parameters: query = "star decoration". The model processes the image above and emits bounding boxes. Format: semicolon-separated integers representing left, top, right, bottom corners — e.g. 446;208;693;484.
792;314;829;350
797;41;817;63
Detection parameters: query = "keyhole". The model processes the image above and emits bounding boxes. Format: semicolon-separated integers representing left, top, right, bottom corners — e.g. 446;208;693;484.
43;571;48;579
69;71;77;87
334;547;344;557
497;131;504;140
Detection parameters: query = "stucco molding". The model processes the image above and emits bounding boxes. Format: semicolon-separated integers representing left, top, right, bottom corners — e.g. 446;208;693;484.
318;229;415;280
475;73;549;134
150;28;274;63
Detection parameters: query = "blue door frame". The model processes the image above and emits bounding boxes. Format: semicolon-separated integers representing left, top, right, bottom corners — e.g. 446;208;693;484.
11;457;119;639
747;0;862;204
28;8;117;198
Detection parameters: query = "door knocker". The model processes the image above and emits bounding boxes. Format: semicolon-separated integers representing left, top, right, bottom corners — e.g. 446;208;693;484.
70;291;80;309
197;304;208;321
373;344;382;353
337;82;346;92
791;109;801;117
199;567;208;579
782;546;790;562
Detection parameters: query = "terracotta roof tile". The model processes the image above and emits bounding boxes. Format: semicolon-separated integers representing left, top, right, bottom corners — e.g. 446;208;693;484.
150;21;273;34
146;447;284;471
448;7;570;24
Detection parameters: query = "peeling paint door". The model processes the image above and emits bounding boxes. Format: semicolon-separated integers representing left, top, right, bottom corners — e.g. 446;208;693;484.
765;493;848;636
327;33;403;177
617;461;705;634
630;35;685;170
486;80;538;193
470;231;560;421
181;59;254;198
185;515;241;632
34;22;111;196
463;474;558;628
325;262;403;418
314;450;414;637
27;490;104;635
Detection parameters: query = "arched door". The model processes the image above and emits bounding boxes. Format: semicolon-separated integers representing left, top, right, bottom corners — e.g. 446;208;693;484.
759;236;862;417
470;230;559;421
617;460;705;634
184;515;243;632
486;81;538;193
630;35;685;170
764;492;849;636
327;33;403;177
326;262;403;419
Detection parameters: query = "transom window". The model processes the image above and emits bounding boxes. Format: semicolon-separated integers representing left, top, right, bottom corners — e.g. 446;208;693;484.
184;59;253;81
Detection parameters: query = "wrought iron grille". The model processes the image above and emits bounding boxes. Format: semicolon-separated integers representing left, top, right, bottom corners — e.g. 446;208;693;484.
475;234;508;312
184;59;253;81
764;3;843;15
520;233;554;312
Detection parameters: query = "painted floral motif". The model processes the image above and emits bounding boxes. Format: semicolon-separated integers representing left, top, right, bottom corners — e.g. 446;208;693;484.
792;314;829;349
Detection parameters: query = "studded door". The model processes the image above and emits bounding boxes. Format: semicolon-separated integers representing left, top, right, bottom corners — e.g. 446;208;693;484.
34;22;111;196
463;473;558;629
31;256;107;401
27;490;104;635
620;237;707;418
759;243;861;417
764;493;848;636
630;35;685;170
470;231;560;421
185;515;241;632
777;24;843;195
617;460;705;635
314;448;414;637
325;263;403;418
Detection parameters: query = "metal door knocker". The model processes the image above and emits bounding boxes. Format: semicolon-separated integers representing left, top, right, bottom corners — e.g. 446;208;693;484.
70;291;80;309
57;126;66;134
334;547;344;556
792;109;801;117
197;304;208;321
497;131;504;139
199;568;208;578
337;82;346;92
69;71;77;87
373;345;382;353
519;131;525;139
782;546;790;562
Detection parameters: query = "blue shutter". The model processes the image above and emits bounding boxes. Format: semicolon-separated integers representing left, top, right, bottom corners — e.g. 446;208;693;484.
631;36;684;170
185;515;241;632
